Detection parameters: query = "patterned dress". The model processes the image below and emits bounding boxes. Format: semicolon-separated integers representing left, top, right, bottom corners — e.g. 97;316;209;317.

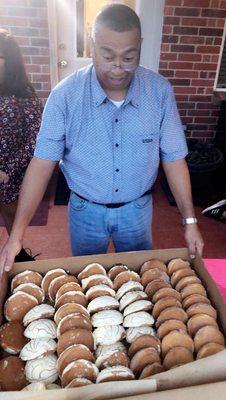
0;95;42;204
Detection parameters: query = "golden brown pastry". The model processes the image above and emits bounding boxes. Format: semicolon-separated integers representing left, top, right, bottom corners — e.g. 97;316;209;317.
54;303;90;325
145;279;171;299
41;269;67;298
186;303;217;320
157;319;187;339
152;297;182;319
161;331;194;356
55;291;87;309
163;347;194;370
0;321;26;354
180;283;207;300
194;325;225;353
66;378;93;388
156;306;188;328
57;329;94;355
4;292;38;322
128;334;161;357
139;362;165;379
152;287;181;304
108;264;128;281
187;313;218;337
61;360;98;387
141;269;169;288
197;342;225;359
167;258;191;276
55;282;84;302
113;271;140;291
140;259;167;275
48;275;78;303
175;276;201;292
57;344;94;376
182;294;210;310
130;347;161;375
11;270;42;291
57;313;92;337
171;268;196;287
78;263;106;280
0;356;27;391
13;283;45;304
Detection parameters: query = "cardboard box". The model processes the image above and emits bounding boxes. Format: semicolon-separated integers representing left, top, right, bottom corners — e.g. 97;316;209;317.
1;247;226;400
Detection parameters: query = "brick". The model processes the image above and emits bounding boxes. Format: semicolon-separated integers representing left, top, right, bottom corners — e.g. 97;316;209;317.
175;7;200;16
181;116;194;123
179;110;187;116
171;44;195;53
159;70;175;77
8;7;37;17
162;35;178;43
194;62;217;70
199;27;223;35
174;87;197;94
190;95;212;101
175;95;189;101
176;70;199;78
29;0;46;6
211;55;219;62
37;90;50;99
182;17;208;26
205;88;214;94
183;0;210;5
192;79;214;86
31;37;49;47
164;16;181;25
0;16;28;26
197;87;206;94
40;47;49;55
173;26;198;35
41;65;50;73
163;26;173;34
202;55;212;61
208;72;216;79
211;0;221;7
31;82;42;90
200;71;208;78
191;131;215;137
187;123;207;130
205;37;214;45
169;78;191;85
26;64;41;73
165;0;182;5
32;55;49;64
21;46;40;55
188;110;210;116
16;36;30;46
202;8;226;16
164;6;174;16
161;44;170;52
197;45;220;53
177;102;196;109
196;101;215;107
216;19;225;28
207;19;217;26
169;61;194;69
159;61;168;69
214;37;223;45
221;0;226;7
194;117;217;123
29;18;48;28
32;73;50;82
11;26;39;36
161;52;177;60
23;56;31;64
178;53;202;61
42;82;51;90
180;36;204;44
38;28;49;38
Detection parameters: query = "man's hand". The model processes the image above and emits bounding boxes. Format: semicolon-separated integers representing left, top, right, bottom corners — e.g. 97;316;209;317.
0;238;22;278
184;224;204;259
0;170;9;184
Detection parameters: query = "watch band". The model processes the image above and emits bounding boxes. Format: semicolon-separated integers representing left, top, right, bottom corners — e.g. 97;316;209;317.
182;217;198;226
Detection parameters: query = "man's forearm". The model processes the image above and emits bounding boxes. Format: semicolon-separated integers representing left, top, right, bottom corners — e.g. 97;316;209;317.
10;157;57;242
162;159;195;218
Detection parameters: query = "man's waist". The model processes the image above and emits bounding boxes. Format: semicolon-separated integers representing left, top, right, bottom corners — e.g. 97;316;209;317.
71;189;153;208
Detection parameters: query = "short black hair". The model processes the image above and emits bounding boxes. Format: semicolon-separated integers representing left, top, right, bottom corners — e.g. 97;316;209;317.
93;3;141;36
0;29;35;98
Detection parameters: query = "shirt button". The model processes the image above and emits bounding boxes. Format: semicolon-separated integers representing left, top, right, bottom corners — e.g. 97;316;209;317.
115;189;119;192
116;169;119;172
115;143;119;147
115;118;119;122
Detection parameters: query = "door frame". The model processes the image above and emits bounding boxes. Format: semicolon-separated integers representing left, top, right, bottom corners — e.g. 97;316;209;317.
47;0;165;88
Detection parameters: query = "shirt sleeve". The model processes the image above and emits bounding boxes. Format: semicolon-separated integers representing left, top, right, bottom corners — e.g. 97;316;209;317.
34;90;66;161
4;97;42;179
160;83;188;162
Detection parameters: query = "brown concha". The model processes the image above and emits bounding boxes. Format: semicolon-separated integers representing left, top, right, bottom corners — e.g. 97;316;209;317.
57;329;94;355
140;260;167;275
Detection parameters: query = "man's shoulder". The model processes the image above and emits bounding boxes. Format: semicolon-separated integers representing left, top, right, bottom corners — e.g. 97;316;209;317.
51;64;92;97
137;65;171;91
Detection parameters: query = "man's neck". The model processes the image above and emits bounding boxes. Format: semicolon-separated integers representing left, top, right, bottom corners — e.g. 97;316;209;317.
103;88;127;101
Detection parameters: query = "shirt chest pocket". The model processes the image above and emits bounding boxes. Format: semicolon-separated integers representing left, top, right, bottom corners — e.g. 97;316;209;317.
135;133;160;166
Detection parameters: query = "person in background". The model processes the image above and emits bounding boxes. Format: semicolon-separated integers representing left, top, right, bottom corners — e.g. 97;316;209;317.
202;200;226;221
0;5;203;276
0;29;42;262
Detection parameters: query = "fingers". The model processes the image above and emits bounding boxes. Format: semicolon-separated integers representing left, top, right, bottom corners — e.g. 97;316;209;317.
0;251;13;279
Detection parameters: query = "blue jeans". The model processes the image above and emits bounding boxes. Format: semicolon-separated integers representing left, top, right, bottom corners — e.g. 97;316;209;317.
68;192;153;256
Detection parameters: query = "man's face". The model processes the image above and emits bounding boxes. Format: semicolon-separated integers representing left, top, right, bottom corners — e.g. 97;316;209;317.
91;26;141;94
0;50;5;85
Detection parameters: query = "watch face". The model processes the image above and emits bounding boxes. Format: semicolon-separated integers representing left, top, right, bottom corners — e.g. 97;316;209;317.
182;218;197;225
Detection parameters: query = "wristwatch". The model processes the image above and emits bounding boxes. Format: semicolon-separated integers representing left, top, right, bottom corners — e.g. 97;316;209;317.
182;217;198;226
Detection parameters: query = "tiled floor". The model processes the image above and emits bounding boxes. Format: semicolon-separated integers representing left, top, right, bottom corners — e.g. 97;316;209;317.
0;177;226;261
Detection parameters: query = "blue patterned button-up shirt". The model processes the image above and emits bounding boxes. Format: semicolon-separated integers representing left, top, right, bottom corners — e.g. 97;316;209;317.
35;64;188;204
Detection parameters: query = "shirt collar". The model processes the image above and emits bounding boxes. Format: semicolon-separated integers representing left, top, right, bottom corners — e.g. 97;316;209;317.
91;65;140;108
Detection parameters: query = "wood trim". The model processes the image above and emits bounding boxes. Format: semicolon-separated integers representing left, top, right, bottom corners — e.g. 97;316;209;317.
47;0;59;88
214;19;226;92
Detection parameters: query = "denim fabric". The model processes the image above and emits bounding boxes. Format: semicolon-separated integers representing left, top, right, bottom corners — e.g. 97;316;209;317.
68;191;152;256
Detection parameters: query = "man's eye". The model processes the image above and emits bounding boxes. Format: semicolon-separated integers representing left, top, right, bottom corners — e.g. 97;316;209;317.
124;58;133;62
103;56;112;61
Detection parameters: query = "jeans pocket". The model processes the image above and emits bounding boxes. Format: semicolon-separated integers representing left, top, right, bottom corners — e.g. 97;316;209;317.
69;192;89;211
133;194;151;209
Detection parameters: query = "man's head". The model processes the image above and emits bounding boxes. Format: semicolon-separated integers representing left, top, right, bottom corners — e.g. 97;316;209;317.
90;4;142;97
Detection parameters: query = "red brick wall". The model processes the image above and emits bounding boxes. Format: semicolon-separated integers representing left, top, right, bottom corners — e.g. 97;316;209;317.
160;0;226;140
0;0;50;101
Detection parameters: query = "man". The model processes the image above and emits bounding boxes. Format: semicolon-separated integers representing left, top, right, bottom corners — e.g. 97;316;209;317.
0;4;203;276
